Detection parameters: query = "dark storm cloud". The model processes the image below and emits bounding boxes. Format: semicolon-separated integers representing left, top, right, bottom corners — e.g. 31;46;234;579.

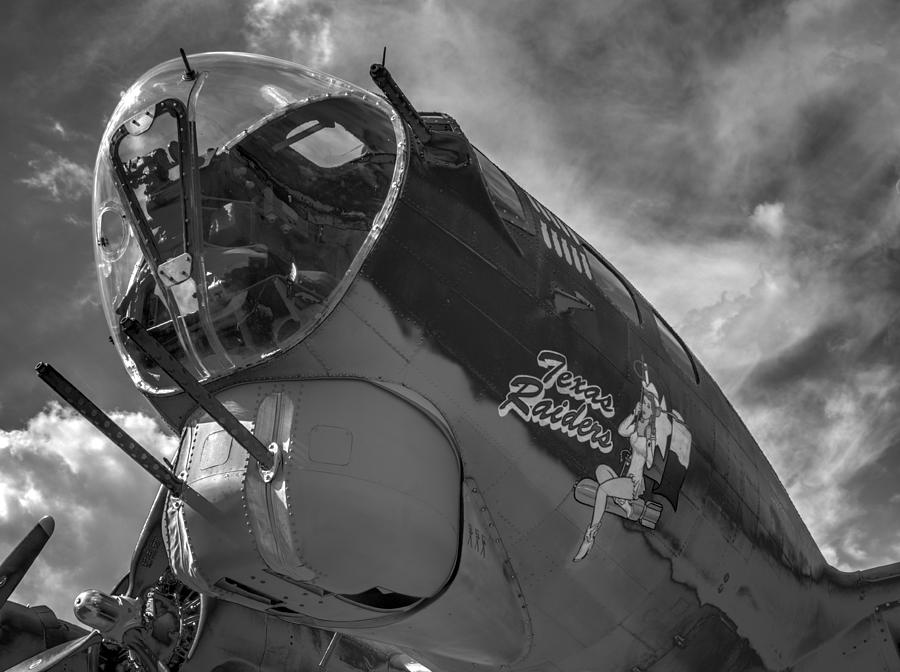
736;292;900;566
726;45;900;561
2;3;899;634
433;0;792;244
471;0;900;568
448;0;900;567
742;321;855;394
156;0;900;569
485;0;900;254
837;453;900;567
0;0;252;428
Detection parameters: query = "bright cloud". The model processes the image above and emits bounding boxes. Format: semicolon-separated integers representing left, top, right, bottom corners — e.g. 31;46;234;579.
44;118;92;144
229;0;900;574
19;151;91;202
3;3;897;635
243;0;335;69
0;402;176;619
64;214;88;228
750;202;788;237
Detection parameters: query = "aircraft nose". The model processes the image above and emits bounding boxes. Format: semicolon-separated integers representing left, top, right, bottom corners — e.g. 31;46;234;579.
94;54;404;393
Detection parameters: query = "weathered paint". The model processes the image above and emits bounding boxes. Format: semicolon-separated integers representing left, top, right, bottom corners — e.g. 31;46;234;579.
114;65;900;672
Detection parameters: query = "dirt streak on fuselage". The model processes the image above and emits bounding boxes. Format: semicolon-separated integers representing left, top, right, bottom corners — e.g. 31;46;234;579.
137;99;900;672
351;139;900;670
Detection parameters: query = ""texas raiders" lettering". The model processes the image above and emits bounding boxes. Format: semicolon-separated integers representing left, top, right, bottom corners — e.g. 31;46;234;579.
498;350;615;452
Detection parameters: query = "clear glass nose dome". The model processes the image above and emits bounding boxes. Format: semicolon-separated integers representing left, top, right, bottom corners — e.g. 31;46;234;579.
93;53;407;393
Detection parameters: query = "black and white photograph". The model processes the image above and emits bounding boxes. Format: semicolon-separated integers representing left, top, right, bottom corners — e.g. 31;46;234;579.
1;1;899;670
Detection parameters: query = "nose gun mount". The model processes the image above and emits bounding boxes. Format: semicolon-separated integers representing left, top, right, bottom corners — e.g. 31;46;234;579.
369;63;469;169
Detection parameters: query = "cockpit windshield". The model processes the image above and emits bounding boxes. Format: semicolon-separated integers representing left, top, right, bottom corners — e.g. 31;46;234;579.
94;53;407;393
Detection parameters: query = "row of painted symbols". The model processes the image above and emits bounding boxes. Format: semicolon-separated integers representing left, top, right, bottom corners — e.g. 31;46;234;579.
524;192;592;280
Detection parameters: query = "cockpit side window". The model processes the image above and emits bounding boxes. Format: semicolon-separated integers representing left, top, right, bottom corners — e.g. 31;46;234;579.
654;311;700;384
282;121;365;168
474;149;534;234
582;247;641;323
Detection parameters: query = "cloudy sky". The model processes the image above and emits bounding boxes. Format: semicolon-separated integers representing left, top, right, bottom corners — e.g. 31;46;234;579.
1;0;898;620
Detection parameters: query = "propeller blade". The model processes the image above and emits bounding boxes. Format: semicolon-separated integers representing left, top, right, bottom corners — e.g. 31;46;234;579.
3;630;101;672
0;517;55;608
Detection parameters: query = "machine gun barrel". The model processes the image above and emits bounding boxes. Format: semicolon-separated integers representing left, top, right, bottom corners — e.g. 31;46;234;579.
120;318;275;471
35;362;185;496
370;63;432;145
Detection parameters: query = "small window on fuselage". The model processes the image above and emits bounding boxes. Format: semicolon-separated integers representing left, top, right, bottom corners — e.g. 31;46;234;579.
582;247;640;323
474;149;534;234
654;312;699;384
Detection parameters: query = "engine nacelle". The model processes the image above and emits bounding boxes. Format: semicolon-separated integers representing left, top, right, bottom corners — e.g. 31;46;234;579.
73;590;141;641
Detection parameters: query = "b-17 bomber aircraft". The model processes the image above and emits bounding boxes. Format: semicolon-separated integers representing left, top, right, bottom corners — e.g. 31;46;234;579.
1;51;899;672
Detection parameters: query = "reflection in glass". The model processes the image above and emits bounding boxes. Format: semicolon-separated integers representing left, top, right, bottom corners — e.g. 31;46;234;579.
475;149;531;233
197;97;395;363
114;109;185;262
583;248;640;323
94;53;406;392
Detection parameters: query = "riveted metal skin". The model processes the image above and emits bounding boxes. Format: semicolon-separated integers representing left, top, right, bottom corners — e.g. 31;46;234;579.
134;125;900;672
85;54;900;672
787;602;900;671
163;380;539;663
